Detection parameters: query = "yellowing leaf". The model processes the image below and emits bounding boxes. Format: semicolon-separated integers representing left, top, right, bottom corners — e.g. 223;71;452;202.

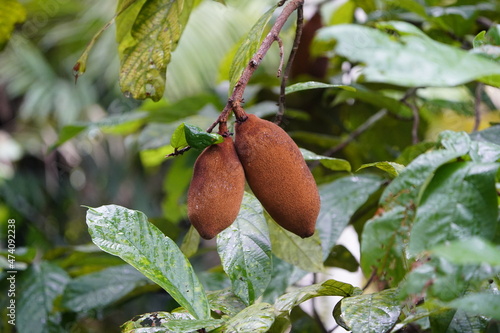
0;0;26;50
117;0;196;101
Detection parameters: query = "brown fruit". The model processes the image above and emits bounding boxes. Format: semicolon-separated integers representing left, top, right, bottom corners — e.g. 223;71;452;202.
234;114;320;238
187;137;245;239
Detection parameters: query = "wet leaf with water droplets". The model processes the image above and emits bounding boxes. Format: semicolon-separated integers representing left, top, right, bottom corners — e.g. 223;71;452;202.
85;204;210;319
217;192;272;305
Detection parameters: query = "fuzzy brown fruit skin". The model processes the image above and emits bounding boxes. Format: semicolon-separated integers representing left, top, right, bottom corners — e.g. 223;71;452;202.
234;114;320;238
187;137;245;239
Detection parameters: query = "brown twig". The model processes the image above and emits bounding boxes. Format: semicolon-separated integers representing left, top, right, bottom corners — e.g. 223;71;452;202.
400;87;420;144
473;83;484;132
276;35;285;78
276;3;304;125
206;0;305;132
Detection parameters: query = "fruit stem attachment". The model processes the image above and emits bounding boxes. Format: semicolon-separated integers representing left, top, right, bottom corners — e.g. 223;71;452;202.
206;0;304;132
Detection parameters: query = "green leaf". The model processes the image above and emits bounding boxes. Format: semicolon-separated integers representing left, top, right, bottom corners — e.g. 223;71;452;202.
317;175;383;259
469;125;500;145
171;123;188;149
274;279;361;314
85;205;210;319
381;144;469;210
121;311;223;332
180;226;200;258
268;216;324;272
0;0;26;51
262;255;307;304
447;293;500;320
62;265;149;312
183;123;224;150
51;112;150;149
431;237;500;266
214;302;276;333
217;192;272;305
228;4;277;93
117;0;196;101
334;288;402;333
324;244;359;272
315;22;500;87
207;289;246;317
360;206;410;285
399;255;499;302
408;162;499;256
469;140;500;163
357;161;405;178
285;81;355;94
300;148;351;172
17;262;70;333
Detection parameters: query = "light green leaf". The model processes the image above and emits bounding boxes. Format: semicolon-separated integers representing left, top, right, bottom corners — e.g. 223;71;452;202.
62;265;149;312
183;123;224;150
360;206;410;286
228;4;277;93
121;311;223;332
214;303;276;333
207;289;246;317
300;148;351;172
315;22;500;87
381;147;469;210
217;192;272;305
408;162;499;256
261;255;307;304
447;293;500;320
171;123;188;149
268;215;324;272
17;262;70;333
335;288;403;333
285;81;355;95
180;226;200;258
117;0;196;101
86;205;210;319
431;237;500;266
318;175;383;259
275;279;361;314
0;0;26;51
357;161;405;178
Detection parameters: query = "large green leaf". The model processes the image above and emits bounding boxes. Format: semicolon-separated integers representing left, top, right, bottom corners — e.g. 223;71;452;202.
268;216;324;272
315;21;500;87
360;206;410;286
399;256;499;302
213;302;276;333
0;0;26;51
334;289;402;333
117;0;196;101
431;237;500;266
61;265;149;312
408;162;499;256
261;255;307;303
216;192;272;305
85;205;210;319
317;175;383;259
381;132;470;209
227;4;277;92
17;262;70;333
447;293;500;320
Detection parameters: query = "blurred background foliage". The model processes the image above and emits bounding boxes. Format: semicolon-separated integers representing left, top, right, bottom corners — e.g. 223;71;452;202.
0;0;500;331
